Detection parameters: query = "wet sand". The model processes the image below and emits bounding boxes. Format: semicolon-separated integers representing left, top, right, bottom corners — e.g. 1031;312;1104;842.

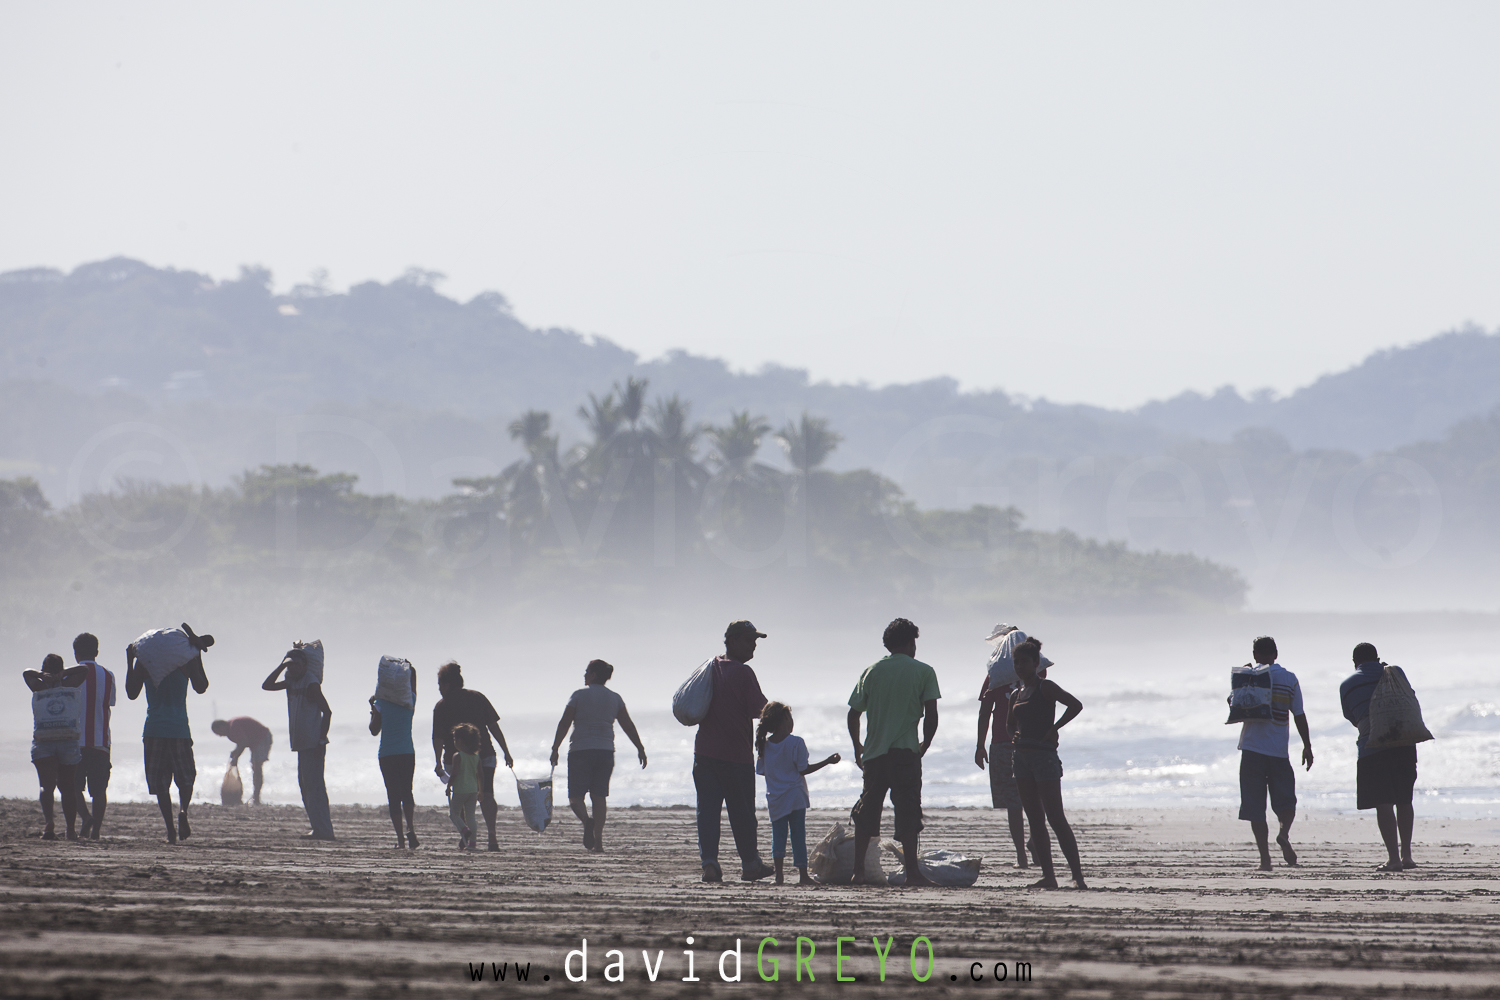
1;798;1497;998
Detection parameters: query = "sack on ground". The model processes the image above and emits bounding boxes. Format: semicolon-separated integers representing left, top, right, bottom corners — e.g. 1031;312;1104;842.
374;656;415;708
808;822;887;885
221;765;244;806
515;772;554;833
1226;662;1273;723
882;841;982;886
672;659;716;727
1367;665;1436;749
133;628;200;686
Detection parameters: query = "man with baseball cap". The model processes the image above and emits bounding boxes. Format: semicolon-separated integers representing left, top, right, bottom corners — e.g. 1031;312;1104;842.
693;619;775;882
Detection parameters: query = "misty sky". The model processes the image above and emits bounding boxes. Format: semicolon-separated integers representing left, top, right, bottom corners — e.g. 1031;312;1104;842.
4;3;1500;409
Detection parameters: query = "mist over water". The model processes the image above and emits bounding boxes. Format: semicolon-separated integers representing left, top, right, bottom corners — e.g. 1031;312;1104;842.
8;610;1496;821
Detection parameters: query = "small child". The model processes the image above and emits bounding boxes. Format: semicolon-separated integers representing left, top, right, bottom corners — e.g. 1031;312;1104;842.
447;723;482;850
755;702;840;884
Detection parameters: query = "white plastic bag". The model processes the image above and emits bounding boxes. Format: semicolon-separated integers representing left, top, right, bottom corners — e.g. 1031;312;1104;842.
1226;663;1273;723
373;656;415;708
1367;665;1435;749
514;770;554;833
132;628;200;686
883;842;982;886
809;822;887;885
672;659;717;726
291;640;325;684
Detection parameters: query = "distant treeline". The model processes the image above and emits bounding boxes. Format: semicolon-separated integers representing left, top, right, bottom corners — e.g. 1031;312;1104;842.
1;379;1245;616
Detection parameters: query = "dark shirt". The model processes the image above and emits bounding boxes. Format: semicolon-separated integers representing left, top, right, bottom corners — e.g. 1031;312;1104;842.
1339;660;1384;725
1008;679;1081;750
432;689;500;761
694;657;767;765
978;675;1012;744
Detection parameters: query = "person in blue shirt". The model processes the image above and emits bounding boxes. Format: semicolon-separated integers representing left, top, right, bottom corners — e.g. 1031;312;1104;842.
370;669;419;850
126;638;211;845
1339;642;1418;871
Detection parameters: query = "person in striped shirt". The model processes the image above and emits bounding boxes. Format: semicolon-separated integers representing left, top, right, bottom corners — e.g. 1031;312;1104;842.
71;633;116;840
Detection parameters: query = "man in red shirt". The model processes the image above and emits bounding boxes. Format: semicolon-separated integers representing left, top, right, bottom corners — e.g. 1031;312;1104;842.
211;716;274;805
693;620;774;883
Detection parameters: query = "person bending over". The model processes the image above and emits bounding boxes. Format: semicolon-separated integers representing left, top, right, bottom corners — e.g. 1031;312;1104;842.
210;716;273;805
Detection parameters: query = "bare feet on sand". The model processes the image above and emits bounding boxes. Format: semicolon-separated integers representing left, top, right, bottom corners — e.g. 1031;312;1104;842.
1257;857;1273;872
902;870;935;887
797;873;815;885
1071;873;1089;889
1277;835;1298;866
582;819;594;851
1375;860;1404;872
1028;876;1059;889
1401;858;1419;869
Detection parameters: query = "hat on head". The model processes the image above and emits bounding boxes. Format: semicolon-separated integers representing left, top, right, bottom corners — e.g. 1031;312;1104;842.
985;623;1018;642
725;619;767;639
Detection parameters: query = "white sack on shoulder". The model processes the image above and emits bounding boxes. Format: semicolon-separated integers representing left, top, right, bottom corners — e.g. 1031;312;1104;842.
374;656;415;708
133;628;200;687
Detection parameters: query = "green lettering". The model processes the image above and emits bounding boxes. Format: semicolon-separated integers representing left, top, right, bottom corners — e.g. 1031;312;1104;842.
835;937;856;982
871;936;894;981
795;937;816;982
756;938;779;981
910;937;933;982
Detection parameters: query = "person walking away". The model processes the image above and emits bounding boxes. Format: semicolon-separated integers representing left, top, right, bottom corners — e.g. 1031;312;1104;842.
1235;635;1313;871
431;661;513;851
370;667;419;849
71;632;115;839
126;639;210;844
755;701;839;884
549;659;648;853
25;654;86;840
1340;642;1419;871
210;717;273;805
694;620;775;883
1007;637;1087;888
447;723;483;850
847;618;941;887
262;642;335;841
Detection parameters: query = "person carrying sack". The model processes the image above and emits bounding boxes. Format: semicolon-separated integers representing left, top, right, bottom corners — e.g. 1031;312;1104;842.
1340;642;1430;871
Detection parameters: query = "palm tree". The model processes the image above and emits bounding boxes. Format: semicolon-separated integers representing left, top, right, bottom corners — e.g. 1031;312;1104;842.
707;411;772;474
775;412;842;475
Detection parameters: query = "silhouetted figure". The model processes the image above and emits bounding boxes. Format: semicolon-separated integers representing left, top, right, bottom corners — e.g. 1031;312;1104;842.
370;664;419;850
70;632;115;839
1234;636;1313;872
25;654;87;841
848;618;940;887
550;659;648;854
263;642;334;840
210;716;273;805
431;661;513;851
1341;642;1419;871
693;620;773;883
1007;637;1086;889
125;628;212;845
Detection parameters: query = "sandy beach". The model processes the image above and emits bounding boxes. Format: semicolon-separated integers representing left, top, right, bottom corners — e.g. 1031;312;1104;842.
1;798;1496;998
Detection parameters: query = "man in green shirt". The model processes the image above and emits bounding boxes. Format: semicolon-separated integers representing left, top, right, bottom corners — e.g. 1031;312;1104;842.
847;617;941;886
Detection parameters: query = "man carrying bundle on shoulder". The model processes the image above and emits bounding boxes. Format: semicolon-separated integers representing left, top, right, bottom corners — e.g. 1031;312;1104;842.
1340;642;1425;872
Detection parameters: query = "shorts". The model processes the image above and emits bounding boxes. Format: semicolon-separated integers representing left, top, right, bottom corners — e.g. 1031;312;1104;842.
143;737;196;796
1012;746;1064;783
31;742;82;766
567;749;615;800
76;748;111;794
1356;745;1418;810
988;743;1022;809
248;735;273;766
1238;749;1296;822
851;747;923;842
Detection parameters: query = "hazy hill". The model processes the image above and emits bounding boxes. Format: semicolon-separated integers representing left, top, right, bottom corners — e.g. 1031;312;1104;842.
1136;325;1500;452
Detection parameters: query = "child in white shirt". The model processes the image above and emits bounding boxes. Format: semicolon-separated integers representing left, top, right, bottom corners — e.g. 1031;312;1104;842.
755;701;840;884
